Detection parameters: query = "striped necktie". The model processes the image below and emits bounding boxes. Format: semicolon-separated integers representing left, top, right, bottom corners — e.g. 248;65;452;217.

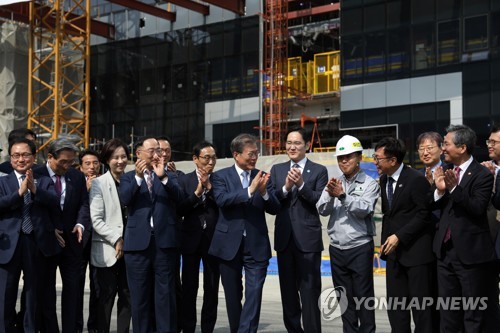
20;175;33;234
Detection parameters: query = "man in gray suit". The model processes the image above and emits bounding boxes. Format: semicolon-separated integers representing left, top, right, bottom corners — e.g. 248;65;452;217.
270;127;328;333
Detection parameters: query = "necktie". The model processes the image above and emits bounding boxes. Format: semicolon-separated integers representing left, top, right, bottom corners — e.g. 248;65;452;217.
454;166;461;184
292;163;301;194
20;175;33;234
443;167;461;243
145;170;154;195
387;176;395;209
292;163;300;169
54;175;62;197
241;171;249;189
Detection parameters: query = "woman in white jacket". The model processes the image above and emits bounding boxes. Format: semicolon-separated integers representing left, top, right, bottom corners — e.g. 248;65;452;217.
89;138;131;333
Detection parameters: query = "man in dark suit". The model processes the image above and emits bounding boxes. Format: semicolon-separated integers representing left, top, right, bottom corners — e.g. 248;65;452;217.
0;128;37;174
177;140;220;333
209;133;280;333
374;137;435;332
76;149;101;333
433;124;496;332
157;136;184;333
269;127;327;333
35;138;91;333
0;138;59;332
119;137;184;333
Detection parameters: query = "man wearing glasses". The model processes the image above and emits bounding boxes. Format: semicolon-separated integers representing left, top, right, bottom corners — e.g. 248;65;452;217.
374;137;435;333
119;137;184;333
270;127;328;333
209;133;279;333
177;141;220;333
0;138;59;332
416;132;443;185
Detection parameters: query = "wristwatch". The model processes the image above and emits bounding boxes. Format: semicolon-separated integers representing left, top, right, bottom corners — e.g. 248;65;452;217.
338;193;346;201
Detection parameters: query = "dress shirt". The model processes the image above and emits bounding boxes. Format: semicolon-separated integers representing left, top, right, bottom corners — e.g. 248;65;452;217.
434;156;473;201
234;164;269;200
281;157;307;195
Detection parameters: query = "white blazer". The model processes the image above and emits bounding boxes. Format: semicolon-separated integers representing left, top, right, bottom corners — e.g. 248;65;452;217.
89;171;124;267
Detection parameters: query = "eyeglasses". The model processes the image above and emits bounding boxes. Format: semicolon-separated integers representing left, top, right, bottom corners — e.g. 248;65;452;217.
417;146;438;153
486;140;500;147
198;155;217;162
139;148;162;155
372;154;393;163
10;153;33;160
244;151;260;159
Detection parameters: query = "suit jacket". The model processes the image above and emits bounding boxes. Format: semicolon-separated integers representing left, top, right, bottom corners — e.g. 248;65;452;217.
432;160;495;264
270;159;328;252
89;171;125;267
380;165;435;266
208;166;280;262
119;170;184;251
0;172;60;263
34;165;90;255
177;170;218;254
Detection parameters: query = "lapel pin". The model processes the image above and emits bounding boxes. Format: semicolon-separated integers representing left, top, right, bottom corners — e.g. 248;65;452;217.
467;172;471;175
398;184;403;187
307;169;310;173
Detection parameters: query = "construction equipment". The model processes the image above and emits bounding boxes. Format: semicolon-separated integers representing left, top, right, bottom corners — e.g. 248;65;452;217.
300;113;321;152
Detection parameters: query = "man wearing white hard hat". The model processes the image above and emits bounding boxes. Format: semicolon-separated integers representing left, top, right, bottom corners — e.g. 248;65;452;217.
317;135;380;333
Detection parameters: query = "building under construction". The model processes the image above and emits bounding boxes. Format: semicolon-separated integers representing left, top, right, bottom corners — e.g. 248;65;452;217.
0;0;341;159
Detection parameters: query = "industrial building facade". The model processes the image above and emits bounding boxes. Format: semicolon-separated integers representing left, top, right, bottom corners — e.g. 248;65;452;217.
340;0;500;164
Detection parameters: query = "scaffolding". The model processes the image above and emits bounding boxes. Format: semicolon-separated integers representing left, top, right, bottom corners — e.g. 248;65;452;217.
27;0;90;151
261;0;288;155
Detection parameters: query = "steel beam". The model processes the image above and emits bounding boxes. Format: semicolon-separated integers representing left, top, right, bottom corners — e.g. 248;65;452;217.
106;0;176;21
203;0;245;15
168;0;209;15
287;3;339;20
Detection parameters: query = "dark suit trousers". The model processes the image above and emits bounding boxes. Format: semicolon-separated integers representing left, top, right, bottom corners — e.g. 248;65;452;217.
385;259;435;333
38;246;82;333
437;245;495;333
95;259;131;333
181;232;220;333
77;239;98;332
277;237;321;333
329;241;375;333
124;235;177;333
0;233;37;333
219;237;268;333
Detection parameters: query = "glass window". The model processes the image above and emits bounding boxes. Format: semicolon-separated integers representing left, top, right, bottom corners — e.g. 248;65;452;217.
412;24;436;70
437;20;460;65
341;0;363;9
364;108;386;126
464;0;489;16
411;0;435;24
437;0;461;20
387;106;410;124
342;8;363;36
464;15;488;51
463;63;490;118
340;110;364;128
365;32;386;78
341;35;364;83
387;0;410;29
492;12;500;48
364;4;385;32
388;28;410;76
494;0;500;12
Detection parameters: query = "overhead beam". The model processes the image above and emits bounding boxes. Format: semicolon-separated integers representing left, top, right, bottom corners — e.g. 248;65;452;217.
203;0;245;15
288;3;339;20
106;0;176;21
0;2;115;39
168;0;209;15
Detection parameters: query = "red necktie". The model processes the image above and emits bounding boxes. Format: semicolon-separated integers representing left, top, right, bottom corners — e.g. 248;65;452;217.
55;175;62;197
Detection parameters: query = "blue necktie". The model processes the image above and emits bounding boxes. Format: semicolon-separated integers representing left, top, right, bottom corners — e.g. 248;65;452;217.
241;171;249;188
20;175;33;234
387;176;394;209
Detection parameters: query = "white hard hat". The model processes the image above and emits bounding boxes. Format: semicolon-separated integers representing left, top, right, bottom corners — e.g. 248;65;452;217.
335;135;363;156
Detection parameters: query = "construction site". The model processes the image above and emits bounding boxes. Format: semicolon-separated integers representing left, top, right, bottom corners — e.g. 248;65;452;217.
0;0;342;160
